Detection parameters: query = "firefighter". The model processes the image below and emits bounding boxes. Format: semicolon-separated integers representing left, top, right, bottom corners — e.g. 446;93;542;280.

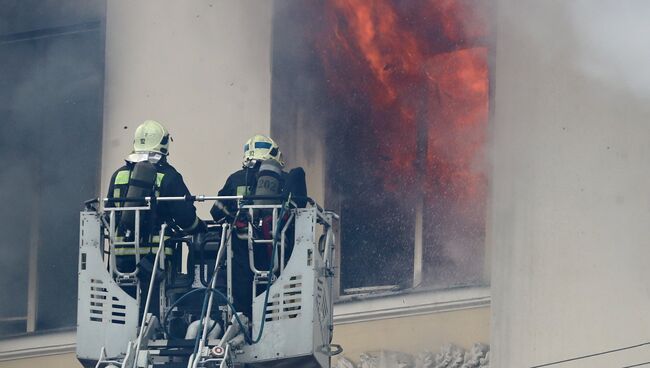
107;120;204;303
210;134;306;319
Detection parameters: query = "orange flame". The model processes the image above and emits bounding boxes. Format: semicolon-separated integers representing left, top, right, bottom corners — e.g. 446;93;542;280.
319;0;489;218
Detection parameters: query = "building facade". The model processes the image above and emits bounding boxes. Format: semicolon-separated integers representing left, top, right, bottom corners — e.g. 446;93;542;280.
5;1;648;368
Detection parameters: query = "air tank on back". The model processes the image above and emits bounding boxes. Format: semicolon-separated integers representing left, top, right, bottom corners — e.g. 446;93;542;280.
118;161;157;234
254;159;283;206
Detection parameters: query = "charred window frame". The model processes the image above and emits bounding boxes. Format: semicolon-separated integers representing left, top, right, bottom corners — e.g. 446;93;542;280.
273;0;493;301
0;4;105;338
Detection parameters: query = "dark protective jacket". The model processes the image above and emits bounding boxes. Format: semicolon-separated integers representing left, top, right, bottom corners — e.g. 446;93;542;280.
209;166;307;221
107;159;202;256
209;164;306;319
210;166;272;221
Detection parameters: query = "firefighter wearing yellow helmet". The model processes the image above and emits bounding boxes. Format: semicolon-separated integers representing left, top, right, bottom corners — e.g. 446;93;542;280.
242;134;285;168
133;119;171;155
210;134;307;319
107;120;205;293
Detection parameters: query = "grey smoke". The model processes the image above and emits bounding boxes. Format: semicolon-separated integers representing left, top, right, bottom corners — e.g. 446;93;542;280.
568;1;650;97
499;1;650;97
0;0;105;336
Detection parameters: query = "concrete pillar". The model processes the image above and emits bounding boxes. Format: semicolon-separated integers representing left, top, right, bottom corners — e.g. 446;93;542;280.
102;0;272;217
491;1;650;366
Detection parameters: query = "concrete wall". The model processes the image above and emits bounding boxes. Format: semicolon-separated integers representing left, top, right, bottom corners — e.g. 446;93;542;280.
101;0;273;218
491;1;650;367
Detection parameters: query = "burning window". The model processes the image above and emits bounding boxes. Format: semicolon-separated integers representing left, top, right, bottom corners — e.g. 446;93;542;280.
272;0;490;295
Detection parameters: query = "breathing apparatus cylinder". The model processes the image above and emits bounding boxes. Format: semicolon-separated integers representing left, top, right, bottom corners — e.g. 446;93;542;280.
118;161;157;235
252;159;284;235
233;159;283;241
251;160;283;251
254;159;283;205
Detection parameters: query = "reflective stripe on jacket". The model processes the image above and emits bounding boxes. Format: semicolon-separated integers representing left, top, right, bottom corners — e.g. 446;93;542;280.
107;160;201;256
113;235;173;256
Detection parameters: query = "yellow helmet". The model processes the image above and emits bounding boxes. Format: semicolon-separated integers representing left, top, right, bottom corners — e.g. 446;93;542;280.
243;134;284;168
133;120;171;155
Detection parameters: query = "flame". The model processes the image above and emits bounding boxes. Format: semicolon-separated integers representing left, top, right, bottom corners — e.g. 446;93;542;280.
319;0;489;212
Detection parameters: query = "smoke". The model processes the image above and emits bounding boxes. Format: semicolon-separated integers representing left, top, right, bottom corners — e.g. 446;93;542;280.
498;0;650;98
0;0;105;336
488;2;650;366
568;1;650;97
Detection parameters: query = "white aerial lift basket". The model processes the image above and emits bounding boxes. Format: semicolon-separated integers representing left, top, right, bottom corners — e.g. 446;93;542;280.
238;207;336;368
77;211;139;363
75;195;338;368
